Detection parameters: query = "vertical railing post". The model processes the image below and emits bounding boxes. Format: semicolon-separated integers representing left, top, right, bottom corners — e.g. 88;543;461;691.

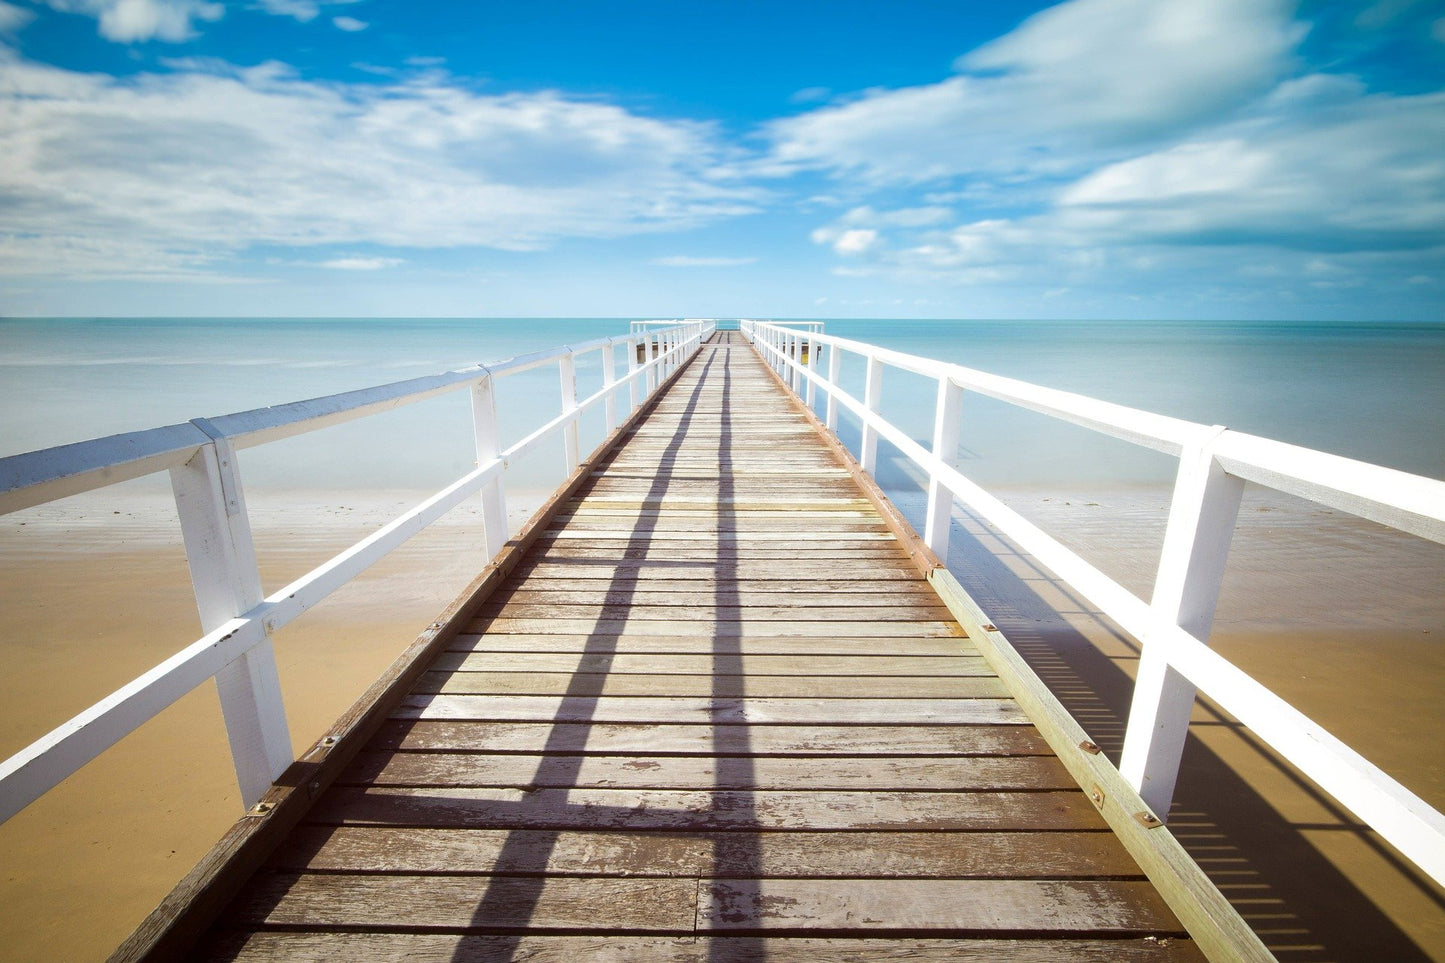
924;377;965;558
559;351;580;471
170;425;292;809
646;335;658;394
627;336;641;410
1120;427;1244;818
860;354;883;473
789;332;800;393
470;372;509;558
805;333;818;409
825;340;842;433
601;342;618;433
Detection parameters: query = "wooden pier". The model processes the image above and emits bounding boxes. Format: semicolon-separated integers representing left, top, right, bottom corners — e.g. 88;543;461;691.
116;332;1213;960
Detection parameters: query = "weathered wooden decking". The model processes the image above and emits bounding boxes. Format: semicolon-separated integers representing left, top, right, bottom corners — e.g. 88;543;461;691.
186;333;1205;960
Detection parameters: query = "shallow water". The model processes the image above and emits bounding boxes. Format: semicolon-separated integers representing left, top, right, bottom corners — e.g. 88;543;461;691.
2;318;1441;497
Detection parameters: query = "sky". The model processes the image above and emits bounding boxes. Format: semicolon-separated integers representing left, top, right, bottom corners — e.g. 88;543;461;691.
0;0;1443;319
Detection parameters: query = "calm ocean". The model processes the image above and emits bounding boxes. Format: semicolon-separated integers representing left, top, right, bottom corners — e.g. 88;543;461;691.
2;318;1442;501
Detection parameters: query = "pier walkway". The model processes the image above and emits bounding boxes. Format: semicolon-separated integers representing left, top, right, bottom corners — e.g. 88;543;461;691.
147;333;1205;960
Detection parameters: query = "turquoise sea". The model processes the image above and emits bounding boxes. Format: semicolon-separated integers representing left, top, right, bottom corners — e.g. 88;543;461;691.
1;318;1442;501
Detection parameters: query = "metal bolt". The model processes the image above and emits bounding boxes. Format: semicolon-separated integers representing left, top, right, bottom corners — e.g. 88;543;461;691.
1079;740;1101;755
1090;784;1105;808
1134;811;1163;829
981;623;997;632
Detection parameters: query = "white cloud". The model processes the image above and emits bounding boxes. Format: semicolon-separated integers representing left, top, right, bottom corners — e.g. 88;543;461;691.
252;0;363;23
0;56;759;279
652;256;757;267
839;205;952;228
318;256;402;270
255;0;320;22
765;0;1301;184
810;227;879;257
41;0;223;42
788;86;830;105
0;1;35;32
1056;90;1445;251
332;14;365;31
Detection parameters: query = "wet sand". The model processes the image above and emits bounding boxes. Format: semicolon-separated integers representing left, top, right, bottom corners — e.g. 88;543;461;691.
1;483;1442;960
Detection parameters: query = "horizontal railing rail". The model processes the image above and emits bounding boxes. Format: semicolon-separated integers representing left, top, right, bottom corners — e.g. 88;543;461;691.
742;318;1445;887
0;321;714;824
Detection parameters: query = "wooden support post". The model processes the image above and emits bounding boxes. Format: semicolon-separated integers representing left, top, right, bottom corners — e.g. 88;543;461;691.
470;375;509;559
826;341;842;432
860;354;883;473
646;336;657;394
601;342;618;433
1120;427;1244;818
924;377;965;558
170;428;292;809
558;352;580;472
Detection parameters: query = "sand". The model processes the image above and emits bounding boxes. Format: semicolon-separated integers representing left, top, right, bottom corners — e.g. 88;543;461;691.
1;482;1442;960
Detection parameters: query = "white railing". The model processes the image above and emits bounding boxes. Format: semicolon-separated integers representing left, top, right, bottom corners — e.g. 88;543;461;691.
0;321;714;824
742;318;1445;886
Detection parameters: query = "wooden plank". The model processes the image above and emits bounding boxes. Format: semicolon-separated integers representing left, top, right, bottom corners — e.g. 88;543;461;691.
483;590;953;608
534;531;898;542
342;751;1076;791
471;603;958;623
428;652;994;676
546;520;895;533
395;695;1027;725
226;873;696;930
523;549;915;564
511;563;922;581
448;634;976;657
202;933;1207;962
563;497;875;509
224;874;1181;934
273;826;1140;877
698;878;1185;933
410;671;1009;699
465;618;965;638
309;788;1111;831
367;721;1053;756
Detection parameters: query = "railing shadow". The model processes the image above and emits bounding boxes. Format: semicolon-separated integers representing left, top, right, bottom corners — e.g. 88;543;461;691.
938;496;1435;962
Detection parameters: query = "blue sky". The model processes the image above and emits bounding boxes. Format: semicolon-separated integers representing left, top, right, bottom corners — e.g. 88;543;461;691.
0;0;1442;319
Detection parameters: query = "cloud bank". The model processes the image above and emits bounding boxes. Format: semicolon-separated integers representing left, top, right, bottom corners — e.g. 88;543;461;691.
778;0;1445;299
0;57;756;277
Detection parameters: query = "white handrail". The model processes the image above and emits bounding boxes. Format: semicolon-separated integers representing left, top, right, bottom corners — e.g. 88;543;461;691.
0;321;714;823
741;318;1445;887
